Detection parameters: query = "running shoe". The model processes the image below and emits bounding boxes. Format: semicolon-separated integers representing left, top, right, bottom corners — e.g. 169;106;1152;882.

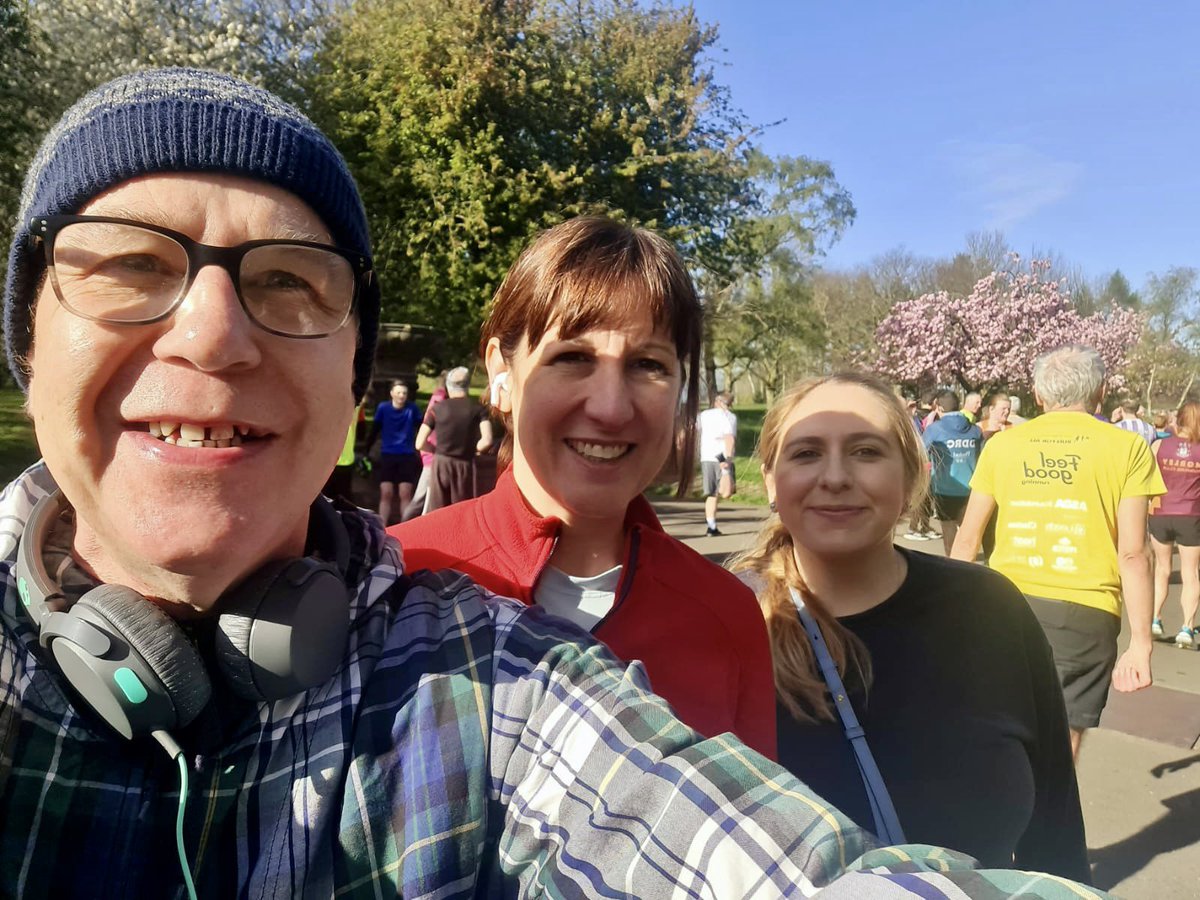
1175;627;1196;649
705;526;723;537
1152;618;1164;638
902;531;931;541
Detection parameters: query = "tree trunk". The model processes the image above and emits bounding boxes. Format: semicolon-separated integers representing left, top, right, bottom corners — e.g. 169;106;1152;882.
1177;372;1196;410
702;331;719;402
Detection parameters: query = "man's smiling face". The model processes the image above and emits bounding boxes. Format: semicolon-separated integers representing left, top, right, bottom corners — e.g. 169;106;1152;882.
26;172;357;611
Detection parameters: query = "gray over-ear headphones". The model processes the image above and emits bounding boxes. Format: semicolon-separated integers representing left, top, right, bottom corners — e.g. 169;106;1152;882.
13;491;351;739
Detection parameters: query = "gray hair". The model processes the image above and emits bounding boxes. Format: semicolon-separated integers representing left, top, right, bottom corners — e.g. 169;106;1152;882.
1032;345;1105;410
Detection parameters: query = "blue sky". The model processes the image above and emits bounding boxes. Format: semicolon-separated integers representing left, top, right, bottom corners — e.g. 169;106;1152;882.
681;0;1198;287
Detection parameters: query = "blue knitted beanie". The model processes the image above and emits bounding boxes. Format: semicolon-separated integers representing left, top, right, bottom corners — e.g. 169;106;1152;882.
4;67;379;401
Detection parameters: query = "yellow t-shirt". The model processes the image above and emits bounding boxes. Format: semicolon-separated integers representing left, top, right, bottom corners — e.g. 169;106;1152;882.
336;404;364;467
971;411;1165;616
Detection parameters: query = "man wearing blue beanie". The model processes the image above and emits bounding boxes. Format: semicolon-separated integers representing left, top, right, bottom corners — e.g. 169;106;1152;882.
0;69;1111;898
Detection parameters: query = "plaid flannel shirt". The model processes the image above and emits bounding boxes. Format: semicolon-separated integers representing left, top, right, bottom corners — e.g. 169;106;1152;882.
0;464;1109;898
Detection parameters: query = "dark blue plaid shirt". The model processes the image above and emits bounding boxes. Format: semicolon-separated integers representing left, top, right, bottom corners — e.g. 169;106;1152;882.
0;464;1110;898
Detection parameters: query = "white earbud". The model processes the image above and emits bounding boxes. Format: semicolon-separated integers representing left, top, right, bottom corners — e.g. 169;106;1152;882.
490;372;509;406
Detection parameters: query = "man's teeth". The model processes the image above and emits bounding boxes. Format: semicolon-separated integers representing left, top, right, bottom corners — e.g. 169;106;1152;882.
567;440;630;460
147;421;250;448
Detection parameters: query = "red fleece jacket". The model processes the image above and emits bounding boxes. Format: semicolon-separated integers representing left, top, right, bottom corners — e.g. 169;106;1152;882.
388;471;777;759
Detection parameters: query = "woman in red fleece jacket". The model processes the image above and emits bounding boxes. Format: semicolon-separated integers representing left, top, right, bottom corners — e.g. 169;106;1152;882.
390;217;776;758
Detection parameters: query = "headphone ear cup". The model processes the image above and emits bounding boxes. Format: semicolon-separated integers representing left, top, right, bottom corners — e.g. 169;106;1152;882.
216;560;350;701
72;585;213;731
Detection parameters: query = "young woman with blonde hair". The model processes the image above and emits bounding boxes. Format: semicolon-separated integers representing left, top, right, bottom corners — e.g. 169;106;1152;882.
729;371;1088;878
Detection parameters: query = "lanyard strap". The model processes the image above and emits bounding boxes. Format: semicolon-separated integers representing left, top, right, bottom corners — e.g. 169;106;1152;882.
789;587;906;845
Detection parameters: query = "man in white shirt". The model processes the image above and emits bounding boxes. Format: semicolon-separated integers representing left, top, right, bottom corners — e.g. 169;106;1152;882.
698;392;737;536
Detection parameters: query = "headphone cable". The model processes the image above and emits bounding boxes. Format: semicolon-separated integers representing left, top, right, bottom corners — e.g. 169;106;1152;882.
152;730;199;900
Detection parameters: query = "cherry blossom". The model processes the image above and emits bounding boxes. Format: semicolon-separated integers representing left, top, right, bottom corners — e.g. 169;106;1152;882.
872;257;1142;393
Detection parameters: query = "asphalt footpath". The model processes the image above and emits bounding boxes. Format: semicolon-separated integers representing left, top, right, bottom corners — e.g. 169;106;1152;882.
652;498;1200;900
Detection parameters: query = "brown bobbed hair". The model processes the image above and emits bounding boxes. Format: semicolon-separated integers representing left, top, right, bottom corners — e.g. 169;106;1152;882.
480;216;703;497
1176;401;1200;443
729;371;930;721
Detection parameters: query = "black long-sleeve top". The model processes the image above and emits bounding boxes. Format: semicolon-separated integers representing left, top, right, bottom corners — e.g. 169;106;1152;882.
775;548;1090;882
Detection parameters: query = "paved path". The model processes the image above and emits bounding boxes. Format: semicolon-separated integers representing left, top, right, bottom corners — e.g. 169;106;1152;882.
652;498;1200;899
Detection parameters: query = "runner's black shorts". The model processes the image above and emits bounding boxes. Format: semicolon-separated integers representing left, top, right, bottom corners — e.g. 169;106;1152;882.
377;452;421;485
1149;514;1200;547
933;494;969;523
1025;594;1121;730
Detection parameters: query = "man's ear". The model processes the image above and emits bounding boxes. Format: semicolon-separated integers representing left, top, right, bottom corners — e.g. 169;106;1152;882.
484;337;512;414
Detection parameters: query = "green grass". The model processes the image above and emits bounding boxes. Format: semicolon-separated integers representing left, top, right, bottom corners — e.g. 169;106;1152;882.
0;388;39;484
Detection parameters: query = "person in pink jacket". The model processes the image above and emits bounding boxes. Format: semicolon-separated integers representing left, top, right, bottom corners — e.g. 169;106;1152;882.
391;217;776;758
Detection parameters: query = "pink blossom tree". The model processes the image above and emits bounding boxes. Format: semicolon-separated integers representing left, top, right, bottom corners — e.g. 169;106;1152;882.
872;257;1142;394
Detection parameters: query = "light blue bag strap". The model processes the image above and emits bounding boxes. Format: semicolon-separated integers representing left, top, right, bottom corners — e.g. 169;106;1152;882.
789;587;906;845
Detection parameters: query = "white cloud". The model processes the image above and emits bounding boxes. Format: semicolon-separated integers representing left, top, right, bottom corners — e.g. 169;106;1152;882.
940;141;1083;229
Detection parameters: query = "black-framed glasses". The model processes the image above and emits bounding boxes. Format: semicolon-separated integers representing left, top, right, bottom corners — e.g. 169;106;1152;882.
30;214;374;339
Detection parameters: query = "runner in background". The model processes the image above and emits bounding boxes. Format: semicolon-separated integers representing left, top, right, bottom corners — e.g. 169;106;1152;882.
414;366;490;511
952;345;1164;761
978;390;1014;561
1150;400;1200;647
698;391;737;536
922;389;982;554
367;381;423;525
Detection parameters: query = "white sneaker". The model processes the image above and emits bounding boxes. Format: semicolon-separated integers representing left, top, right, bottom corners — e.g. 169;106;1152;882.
1152;618;1164;637
903;531;931;541
1176;627;1196;648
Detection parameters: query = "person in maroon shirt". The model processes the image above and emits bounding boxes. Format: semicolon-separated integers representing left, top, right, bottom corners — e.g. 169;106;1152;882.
390;217;776;758
1150;400;1200;646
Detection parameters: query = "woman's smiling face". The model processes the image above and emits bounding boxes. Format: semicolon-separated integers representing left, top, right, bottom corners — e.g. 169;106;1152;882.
488;310;682;529
766;381;910;562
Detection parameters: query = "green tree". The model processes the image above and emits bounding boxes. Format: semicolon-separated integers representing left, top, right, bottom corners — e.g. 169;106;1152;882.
312;0;853;363
1124;266;1200;409
697;150;854;395
0;0;337;277
1141;266;1199;346
0;0;38;234
1099;269;1139;309
709;253;825;402
809;269;893;371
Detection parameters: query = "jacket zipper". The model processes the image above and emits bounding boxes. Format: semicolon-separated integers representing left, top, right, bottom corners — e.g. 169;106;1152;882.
590;527;640;635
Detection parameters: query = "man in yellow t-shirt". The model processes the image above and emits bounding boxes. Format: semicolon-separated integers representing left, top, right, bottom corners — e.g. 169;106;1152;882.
952;345;1164;760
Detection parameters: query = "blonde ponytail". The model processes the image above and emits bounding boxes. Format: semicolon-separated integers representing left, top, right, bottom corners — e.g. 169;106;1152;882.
731;523;872;722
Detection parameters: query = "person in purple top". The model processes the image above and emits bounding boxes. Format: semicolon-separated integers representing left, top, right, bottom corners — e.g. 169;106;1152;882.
1150;400;1200;647
367;381;423;525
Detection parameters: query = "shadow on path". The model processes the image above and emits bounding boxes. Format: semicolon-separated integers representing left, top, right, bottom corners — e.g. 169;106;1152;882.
1151;753;1200;778
1089;782;1200;890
